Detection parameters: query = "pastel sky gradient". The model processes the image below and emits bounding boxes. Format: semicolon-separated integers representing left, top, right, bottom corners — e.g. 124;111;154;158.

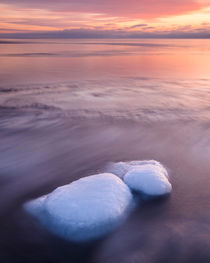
0;0;210;38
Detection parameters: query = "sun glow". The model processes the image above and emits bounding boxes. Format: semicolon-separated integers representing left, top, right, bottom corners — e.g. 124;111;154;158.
0;1;209;37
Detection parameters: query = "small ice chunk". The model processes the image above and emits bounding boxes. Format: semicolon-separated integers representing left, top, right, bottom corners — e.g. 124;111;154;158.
25;173;132;242
124;164;172;196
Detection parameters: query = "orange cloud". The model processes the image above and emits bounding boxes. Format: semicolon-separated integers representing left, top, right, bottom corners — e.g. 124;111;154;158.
0;1;209;36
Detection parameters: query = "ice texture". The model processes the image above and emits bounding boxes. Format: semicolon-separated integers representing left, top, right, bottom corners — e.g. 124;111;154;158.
106;160;168;179
106;160;171;196
25;173;133;242
25;161;172;243
124;164;172;196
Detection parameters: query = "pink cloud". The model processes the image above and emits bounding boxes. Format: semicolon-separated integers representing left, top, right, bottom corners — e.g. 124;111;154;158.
2;0;208;18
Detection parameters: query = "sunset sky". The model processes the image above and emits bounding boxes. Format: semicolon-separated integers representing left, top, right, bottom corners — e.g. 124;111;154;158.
0;0;210;38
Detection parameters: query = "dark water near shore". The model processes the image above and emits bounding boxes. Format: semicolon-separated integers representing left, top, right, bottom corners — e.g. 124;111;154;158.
1;39;210;263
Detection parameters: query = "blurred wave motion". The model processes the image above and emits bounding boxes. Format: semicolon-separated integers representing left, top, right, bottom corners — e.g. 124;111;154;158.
0;39;210;263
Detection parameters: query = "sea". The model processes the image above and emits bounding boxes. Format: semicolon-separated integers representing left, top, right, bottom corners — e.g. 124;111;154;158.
0;38;210;263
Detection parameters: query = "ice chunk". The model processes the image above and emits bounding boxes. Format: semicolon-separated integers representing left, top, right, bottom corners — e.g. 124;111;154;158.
124;164;172;196
25;173;133;242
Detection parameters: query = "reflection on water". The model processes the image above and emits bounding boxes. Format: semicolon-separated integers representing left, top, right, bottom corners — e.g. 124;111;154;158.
0;39;210;85
0;39;210;263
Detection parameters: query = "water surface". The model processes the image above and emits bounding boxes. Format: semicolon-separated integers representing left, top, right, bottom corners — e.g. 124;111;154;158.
0;39;210;263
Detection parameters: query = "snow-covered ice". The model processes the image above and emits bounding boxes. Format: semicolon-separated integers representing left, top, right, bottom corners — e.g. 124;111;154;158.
106;160;171;196
25;173;133;242
124;164;172;196
25;160;172;243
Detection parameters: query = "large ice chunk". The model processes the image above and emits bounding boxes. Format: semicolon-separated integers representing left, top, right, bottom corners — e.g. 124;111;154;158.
25;173;133;242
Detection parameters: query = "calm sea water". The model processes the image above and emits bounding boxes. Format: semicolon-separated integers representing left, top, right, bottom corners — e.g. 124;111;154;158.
1;39;210;263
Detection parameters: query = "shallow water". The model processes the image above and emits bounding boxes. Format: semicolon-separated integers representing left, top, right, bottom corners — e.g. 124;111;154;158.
0;39;210;263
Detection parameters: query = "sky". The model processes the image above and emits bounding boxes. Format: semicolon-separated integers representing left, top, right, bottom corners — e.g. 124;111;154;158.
0;0;210;38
